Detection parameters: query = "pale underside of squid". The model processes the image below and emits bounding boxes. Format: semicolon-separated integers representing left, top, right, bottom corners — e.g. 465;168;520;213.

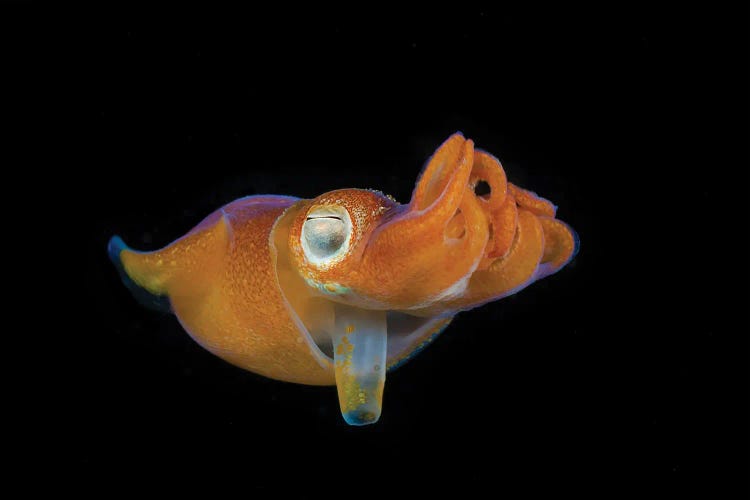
110;133;579;425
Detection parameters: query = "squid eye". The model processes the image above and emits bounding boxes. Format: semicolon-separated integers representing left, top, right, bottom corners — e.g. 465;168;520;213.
301;206;352;265
304;217;345;257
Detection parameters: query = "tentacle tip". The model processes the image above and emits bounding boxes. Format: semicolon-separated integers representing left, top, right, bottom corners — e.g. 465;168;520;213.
474;147;500;160
570;226;581;260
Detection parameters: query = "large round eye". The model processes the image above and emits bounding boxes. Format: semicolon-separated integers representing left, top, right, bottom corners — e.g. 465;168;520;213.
301;205;352;265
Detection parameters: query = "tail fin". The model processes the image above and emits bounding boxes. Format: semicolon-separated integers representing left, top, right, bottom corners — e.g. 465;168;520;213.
108;211;232;313
108;236;172;312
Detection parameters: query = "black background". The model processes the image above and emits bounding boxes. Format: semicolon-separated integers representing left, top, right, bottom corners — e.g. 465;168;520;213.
22;3;748;497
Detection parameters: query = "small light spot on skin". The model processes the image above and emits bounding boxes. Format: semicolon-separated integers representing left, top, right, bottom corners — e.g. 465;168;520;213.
336;335;354;355
156;259;163;266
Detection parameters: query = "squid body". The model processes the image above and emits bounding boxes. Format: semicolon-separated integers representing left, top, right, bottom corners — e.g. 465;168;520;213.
109;133;579;425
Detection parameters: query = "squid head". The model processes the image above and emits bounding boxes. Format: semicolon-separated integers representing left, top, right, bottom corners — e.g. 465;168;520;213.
110;133;579;425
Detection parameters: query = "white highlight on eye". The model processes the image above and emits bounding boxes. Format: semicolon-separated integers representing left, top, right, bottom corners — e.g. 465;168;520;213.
301;205;353;267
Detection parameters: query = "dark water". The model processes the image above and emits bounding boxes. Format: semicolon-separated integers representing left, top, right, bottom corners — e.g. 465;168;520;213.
25;3;748;497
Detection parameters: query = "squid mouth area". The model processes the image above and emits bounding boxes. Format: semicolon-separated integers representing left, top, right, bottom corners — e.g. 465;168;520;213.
272;206;452;425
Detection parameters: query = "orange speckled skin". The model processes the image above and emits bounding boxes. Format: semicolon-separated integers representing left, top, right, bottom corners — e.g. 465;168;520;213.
121;196;335;385
114;133;578;387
